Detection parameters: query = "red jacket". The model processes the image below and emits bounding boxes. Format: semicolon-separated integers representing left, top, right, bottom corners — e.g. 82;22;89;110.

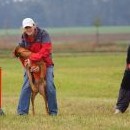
19;27;54;67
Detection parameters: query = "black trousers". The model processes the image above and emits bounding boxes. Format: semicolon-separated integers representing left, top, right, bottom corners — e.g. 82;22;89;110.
116;70;130;112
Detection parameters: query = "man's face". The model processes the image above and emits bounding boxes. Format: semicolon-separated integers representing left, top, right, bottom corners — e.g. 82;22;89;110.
24;26;35;36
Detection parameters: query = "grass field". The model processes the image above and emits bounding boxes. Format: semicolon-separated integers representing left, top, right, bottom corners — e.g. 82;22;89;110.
0;52;130;130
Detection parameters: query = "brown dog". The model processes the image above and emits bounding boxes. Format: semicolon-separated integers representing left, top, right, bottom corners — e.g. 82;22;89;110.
14;46;49;115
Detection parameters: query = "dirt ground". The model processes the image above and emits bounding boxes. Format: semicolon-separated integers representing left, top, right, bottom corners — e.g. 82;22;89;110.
52;33;130;43
0;33;130;52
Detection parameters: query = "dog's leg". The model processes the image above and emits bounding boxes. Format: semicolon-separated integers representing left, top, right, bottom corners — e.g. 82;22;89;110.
42;91;49;115
26;67;38;92
38;62;48;114
39;82;49;115
44;87;49;115
31;92;38;116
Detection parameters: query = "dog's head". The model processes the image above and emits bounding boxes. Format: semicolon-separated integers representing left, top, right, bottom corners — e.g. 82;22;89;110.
13;46;31;59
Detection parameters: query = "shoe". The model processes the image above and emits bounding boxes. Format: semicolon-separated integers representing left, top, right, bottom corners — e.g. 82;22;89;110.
17;113;28;116
0;109;5;116
49;113;57;116
114;109;121;114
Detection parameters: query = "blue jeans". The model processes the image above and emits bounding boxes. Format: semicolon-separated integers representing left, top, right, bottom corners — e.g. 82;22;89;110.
17;66;58;115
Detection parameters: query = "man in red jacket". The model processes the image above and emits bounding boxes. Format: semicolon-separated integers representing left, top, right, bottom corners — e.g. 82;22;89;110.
17;18;58;116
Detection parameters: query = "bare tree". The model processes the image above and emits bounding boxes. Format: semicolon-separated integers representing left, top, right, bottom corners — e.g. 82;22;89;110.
93;17;102;44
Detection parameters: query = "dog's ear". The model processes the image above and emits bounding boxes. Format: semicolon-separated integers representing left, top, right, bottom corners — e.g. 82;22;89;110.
12;45;21;58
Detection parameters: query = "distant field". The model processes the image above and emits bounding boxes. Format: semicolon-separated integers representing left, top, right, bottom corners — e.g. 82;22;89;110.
1;52;130;130
48;26;130;36
0;26;130;36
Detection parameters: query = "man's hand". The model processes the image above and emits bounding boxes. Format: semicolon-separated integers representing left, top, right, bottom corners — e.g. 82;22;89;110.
30;66;40;73
32;86;38;92
24;59;31;67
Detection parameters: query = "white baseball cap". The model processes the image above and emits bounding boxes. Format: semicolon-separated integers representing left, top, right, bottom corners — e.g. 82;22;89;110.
22;18;35;28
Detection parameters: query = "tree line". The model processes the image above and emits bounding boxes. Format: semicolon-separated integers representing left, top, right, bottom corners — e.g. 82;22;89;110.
0;0;129;28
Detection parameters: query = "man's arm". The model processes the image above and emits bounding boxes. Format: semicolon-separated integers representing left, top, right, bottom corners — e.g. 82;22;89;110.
29;30;52;62
29;42;52;62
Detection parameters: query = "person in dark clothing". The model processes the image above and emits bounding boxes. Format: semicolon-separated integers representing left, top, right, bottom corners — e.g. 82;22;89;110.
115;45;130;114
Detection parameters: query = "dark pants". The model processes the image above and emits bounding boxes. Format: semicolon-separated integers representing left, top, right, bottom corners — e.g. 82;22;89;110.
116;70;130;112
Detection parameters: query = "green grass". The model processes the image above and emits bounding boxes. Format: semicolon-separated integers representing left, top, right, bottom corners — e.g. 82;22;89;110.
48;26;130;35
1;52;130;130
1;26;130;36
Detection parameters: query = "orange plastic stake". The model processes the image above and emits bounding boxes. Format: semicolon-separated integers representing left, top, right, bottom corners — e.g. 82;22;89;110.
0;67;1;109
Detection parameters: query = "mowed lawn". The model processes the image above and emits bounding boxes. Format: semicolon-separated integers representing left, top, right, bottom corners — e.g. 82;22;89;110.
0;52;130;130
